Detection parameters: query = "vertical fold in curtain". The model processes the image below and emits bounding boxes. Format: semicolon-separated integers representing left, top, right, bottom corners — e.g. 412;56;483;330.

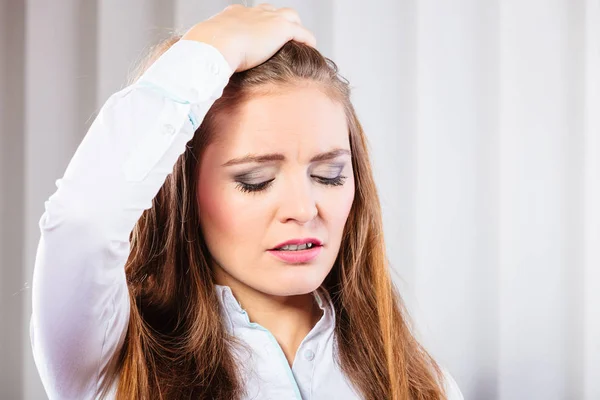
583;0;600;399
0;1;26;399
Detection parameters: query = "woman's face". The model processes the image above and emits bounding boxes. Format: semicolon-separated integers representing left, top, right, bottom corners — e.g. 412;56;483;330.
197;84;355;297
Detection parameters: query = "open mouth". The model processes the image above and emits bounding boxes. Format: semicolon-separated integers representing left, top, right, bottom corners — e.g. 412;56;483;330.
268;238;323;263
272;242;320;251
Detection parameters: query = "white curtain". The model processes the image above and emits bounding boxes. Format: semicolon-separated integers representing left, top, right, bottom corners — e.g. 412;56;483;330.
0;1;597;399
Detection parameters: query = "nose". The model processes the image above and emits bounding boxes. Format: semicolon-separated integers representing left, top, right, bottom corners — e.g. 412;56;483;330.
277;176;318;224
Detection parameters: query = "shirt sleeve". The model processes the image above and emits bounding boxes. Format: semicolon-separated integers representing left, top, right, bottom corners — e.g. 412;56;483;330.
29;39;233;400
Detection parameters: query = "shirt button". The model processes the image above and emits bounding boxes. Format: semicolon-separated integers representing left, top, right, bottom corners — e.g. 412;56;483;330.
210;63;220;75
304;349;315;361
162;124;175;136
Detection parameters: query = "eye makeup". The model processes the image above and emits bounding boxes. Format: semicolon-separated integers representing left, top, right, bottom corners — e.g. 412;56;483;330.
310;163;345;179
232;169;276;193
232;162;349;194
236;178;276;193
309;163;347;187
311;175;347;187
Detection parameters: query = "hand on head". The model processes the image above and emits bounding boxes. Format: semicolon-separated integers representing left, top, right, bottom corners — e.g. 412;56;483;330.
182;3;317;72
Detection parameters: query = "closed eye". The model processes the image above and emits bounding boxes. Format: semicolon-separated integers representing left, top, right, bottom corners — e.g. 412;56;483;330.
311;175;347;186
235;178;275;193
235;175;347;193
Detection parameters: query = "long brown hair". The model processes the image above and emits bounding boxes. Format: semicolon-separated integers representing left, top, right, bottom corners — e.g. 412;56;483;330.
100;34;448;400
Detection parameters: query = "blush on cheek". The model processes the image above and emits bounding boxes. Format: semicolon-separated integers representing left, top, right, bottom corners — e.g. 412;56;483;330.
198;183;232;233
197;172;223;232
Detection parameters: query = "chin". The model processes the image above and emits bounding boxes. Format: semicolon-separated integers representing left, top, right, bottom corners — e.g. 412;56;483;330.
258;268;329;297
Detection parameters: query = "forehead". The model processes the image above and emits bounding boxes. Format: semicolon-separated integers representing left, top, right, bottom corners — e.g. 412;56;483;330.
211;86;349;159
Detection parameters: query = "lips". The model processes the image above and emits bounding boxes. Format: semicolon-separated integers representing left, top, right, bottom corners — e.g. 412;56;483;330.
268;238;323;264
270;238;323;250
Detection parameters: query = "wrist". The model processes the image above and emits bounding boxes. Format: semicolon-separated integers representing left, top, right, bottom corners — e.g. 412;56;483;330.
182;31;240;73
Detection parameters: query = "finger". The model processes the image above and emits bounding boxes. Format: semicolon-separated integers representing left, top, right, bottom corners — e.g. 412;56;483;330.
277;7;302;25
287;23;317;48
256;3;277;11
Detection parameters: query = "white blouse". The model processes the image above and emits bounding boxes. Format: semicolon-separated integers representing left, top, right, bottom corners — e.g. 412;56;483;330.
30;39;464;400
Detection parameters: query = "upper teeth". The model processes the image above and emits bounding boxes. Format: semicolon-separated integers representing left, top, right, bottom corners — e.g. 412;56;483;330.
278;243;314;251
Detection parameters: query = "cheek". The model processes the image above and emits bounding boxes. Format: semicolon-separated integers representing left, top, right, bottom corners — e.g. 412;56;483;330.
197;169;238;246
197;172;269;255
197;177;236;238
320;178;355;235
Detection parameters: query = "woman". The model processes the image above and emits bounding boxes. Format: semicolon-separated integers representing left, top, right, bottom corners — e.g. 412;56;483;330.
30;4;464;400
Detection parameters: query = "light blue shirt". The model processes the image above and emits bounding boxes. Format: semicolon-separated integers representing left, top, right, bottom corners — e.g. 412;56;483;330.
30;39;463;400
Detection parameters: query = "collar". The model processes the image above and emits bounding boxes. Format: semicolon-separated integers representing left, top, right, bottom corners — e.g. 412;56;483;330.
214;284;335;337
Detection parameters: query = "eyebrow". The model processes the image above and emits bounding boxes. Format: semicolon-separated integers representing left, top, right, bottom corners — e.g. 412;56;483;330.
221;149;351;167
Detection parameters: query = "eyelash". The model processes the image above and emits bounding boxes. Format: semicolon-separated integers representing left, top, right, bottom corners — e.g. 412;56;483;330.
236;175;347;193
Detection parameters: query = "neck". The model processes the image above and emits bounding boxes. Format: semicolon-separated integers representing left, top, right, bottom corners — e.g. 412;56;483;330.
215;270;323;366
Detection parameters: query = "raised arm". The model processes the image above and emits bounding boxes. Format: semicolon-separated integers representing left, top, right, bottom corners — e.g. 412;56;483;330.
30;40;233;399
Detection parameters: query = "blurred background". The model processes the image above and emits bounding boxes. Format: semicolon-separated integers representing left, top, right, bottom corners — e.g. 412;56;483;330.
1;0;598;399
